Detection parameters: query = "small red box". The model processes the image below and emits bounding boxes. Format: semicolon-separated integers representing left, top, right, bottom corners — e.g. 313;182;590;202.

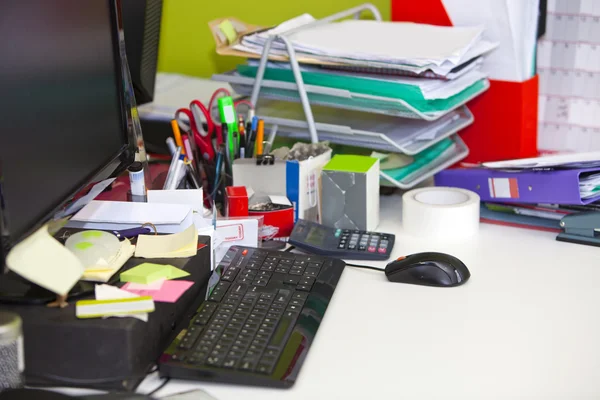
225;186;249;217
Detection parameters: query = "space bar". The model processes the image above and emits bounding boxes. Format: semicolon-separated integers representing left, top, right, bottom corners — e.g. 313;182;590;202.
266;311;299;351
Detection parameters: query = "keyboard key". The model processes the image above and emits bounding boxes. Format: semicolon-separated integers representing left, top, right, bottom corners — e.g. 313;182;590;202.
287;304;302;312
256;363;275;375
289;269;303;276
230;283;247;295
358;245;367;251
275;267;289;273
378;247;387;254
279;259;293;265
293;292;308;300
305;266;319;274
206;356;223;367
239;359;257;372
289;299;305;307
260;293;275;300
267;313;297;350
284;276;300;285
299;277;315;286
253;279;269;287
297;284;312;292
368;246;376;253
222;358;238;369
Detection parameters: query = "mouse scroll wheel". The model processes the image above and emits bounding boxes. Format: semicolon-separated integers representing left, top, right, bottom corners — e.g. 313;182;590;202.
396;256;406;261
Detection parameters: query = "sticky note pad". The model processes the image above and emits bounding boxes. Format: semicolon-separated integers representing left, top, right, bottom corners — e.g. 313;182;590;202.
123;280;194;303
76;296;155;319
218;19;238;44
120;263;172;284
134;224;198;259
166;265;190;279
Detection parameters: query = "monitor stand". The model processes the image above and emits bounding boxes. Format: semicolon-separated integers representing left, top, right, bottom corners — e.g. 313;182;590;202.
0;272;96;305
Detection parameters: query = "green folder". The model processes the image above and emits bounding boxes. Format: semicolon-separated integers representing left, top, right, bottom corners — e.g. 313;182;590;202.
236;64;487;115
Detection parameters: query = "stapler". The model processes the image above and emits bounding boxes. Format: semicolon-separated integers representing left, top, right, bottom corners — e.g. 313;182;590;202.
556;212;600;246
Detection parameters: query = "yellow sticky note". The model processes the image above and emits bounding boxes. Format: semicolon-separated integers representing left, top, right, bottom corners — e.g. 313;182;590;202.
6;224;84;295
134;224;198;259
218;20;238;44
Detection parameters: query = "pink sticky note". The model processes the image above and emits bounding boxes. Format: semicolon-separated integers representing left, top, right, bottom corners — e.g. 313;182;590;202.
122;280;194;303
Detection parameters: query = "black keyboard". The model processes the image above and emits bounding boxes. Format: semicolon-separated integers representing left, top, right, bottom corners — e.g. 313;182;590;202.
159;246;345;388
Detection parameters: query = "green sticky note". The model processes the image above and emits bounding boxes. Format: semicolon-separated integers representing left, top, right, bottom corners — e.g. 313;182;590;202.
166;265;190;280
75;241;94;250
218;20;238;44
120;263;173;284
82;231;104;239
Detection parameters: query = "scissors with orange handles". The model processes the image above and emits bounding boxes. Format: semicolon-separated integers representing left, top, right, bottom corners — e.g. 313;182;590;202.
174;100;221;162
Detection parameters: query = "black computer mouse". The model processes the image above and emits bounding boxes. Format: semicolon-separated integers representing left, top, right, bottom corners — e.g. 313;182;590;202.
385;252;470;287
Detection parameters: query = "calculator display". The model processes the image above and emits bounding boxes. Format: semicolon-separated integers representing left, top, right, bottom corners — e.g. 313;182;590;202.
305;226;327;246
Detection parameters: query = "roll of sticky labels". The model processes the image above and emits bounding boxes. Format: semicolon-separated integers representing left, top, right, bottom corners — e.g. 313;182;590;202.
402;187;480;239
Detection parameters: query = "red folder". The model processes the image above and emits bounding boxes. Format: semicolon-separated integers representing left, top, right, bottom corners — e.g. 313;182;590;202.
391;0;539;163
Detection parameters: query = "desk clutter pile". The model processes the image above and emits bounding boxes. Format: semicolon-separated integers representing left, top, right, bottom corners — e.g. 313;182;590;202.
208;6;498;189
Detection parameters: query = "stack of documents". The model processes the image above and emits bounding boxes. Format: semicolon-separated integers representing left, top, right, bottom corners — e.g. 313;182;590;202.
234;14;498;78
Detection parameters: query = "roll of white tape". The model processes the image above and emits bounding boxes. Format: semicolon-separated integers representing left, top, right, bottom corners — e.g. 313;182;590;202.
402;187;480;239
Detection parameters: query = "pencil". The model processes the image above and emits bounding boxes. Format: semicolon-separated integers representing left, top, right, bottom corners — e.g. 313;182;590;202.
256;119;264;156
170;119;186;156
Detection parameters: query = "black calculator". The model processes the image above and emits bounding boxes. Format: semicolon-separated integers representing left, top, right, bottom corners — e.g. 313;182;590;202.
289;219;395;260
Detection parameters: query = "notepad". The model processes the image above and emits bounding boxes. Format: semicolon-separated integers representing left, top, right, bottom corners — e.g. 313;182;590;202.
76;296;155;319
95;284;149;322
120;263;190;284
134;223;198;259
6;224;84;295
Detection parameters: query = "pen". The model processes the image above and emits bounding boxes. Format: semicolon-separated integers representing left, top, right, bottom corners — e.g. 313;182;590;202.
163;146;181;189
112;227;152;240
165;137;177;155
256;119;265;156
167;157;186;190
265;124;278;154
170;119;186;156
183;135;194;162
246;116;258;158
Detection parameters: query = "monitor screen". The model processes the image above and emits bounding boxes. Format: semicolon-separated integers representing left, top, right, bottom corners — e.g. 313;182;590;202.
0;0;130;244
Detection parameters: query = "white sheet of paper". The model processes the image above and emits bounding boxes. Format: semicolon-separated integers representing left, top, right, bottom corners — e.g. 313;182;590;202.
147;189;204;214
67;200;194;233
6;224;84;295
269;195;292;206
95;284;148;322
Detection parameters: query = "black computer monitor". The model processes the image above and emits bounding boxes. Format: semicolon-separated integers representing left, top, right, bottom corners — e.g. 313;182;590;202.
121;0;163;105
0;0;136;303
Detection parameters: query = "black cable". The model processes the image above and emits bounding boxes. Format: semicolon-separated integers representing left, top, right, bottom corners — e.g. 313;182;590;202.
345;262;385;272
284;245;296;252
146;377;171;397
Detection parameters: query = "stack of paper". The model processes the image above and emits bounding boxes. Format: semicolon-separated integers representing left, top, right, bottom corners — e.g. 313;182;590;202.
235;15;498;78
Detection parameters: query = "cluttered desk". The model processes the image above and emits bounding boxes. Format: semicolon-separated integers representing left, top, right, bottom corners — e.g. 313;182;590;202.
2;0;600;399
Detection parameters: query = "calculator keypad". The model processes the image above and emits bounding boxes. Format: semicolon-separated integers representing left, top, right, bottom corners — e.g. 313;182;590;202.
338;231;388;255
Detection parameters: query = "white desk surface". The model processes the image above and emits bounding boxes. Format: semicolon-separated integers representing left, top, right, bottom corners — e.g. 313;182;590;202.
109;193;600;399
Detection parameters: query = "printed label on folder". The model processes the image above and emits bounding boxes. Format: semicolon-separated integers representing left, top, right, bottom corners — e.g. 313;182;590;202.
488;178;519;199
